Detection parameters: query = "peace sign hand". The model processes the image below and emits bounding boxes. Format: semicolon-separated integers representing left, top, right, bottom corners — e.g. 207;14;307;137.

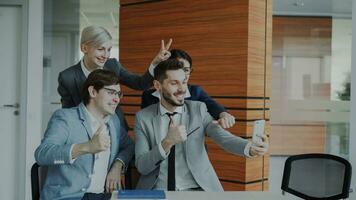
151;38;173;66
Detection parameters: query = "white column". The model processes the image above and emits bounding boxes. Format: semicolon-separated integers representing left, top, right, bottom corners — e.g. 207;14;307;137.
21;0;43;199
349;0;356;198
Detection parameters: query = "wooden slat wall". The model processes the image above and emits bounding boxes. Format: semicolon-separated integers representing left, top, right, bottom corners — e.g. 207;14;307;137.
119;0;271;190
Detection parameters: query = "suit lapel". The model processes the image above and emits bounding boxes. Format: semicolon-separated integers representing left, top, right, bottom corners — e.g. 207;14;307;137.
74;63;86;103
78;103;94;139
181;103;191;151
107;119;117;165
152;104;162;146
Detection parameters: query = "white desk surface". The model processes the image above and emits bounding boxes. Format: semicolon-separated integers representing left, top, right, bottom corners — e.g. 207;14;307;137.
112;191;300;200
165;191;299;200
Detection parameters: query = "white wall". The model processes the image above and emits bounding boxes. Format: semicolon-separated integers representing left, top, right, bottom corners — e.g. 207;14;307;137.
22;0;43;199
349;0;356;198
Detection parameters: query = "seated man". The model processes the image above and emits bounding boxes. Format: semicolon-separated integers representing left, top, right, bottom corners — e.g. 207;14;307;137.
141;49;235;128
35;69;134;200
134;59;268;191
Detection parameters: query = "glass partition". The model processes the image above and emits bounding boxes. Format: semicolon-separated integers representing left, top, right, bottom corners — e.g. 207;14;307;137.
42;0;119;132
270;0;352;192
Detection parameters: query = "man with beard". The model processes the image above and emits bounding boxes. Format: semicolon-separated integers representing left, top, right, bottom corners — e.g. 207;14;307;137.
141;49;235;129
134;59;269;191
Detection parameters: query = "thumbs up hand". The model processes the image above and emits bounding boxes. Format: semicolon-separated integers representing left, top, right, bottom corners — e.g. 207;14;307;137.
88;124;111;154
166;119;187;145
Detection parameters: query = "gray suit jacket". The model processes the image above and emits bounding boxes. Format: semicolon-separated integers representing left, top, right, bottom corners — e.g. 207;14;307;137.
35;103;134;200
57;58;154;130
134;101;248;191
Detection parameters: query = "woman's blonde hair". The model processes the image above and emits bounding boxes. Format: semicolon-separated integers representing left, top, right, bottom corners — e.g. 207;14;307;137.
80;25;112;47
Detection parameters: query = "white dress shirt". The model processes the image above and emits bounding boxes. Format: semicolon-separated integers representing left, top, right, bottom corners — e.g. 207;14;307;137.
80;59;103;78
154;104;200;190
84;107;111;193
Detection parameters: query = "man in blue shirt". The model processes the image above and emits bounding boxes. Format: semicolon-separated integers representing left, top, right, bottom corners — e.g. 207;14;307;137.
35;69;134;200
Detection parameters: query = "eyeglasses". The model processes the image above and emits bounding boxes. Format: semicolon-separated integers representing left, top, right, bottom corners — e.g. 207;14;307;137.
103;87;123;98
182;67;193;74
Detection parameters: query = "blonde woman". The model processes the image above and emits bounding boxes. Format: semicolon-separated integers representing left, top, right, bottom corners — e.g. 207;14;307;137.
58;25;172;130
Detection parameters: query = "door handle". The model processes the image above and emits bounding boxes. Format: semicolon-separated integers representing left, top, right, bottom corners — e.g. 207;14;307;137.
2;103;20;108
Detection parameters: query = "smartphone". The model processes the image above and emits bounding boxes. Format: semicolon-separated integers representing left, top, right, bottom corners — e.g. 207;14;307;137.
252;120;265;143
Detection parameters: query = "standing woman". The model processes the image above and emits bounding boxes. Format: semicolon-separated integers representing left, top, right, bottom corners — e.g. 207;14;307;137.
58;25;171;130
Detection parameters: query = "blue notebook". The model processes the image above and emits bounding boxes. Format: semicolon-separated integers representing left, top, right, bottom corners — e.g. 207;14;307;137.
117;190;166;199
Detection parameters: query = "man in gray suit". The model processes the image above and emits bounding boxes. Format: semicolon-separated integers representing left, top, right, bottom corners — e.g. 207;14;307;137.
134;59;268;191
58;25;172;131
36;69;134;200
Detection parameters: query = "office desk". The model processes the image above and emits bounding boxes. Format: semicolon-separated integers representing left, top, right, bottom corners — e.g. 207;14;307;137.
165;191;299;200
113;191;300;200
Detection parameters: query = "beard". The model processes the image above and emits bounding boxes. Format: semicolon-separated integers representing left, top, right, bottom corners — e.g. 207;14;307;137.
161;89;186;107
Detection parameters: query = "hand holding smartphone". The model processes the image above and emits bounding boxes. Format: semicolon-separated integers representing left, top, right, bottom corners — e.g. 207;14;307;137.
252;120;265;144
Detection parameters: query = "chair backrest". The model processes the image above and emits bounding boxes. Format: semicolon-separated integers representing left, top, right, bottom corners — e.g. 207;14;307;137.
31;163;47;200
124;158;140;189
281;153;352;200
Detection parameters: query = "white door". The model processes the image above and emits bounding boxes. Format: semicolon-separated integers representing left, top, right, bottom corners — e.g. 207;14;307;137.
0;6;22;200
42;33;73;131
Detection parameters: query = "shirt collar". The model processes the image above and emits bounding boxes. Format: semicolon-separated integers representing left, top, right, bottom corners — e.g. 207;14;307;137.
83;105;111;125
152;89;191;100
80;58;103;78
159;103;183;116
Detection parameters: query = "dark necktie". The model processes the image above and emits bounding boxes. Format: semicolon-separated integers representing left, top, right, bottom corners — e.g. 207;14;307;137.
166;112;178;191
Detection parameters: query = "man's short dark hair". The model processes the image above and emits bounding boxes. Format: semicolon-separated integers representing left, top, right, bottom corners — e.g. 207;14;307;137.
81;69;120;105
170;49;192;68
154;59;184;83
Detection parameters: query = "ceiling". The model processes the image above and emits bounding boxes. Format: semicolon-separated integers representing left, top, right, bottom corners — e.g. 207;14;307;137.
273;0;352;17
45;0;352;44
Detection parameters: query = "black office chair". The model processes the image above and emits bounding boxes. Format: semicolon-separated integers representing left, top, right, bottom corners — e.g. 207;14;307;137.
31;163;48;200
31;161;137;198
31;163;40;200
281;153;352;200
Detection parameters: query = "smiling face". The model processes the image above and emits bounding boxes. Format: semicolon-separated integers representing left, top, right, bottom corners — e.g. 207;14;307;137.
81;40;112;69
89;84;121;116
154;69;188;111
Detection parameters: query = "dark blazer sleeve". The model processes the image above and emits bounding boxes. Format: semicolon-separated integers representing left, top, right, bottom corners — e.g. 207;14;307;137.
190;85;226;119
106;58;154;91
116;125;135;171
58;71;76;108
141;89;159;109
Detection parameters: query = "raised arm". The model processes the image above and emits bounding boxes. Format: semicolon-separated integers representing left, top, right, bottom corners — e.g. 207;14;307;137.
114;39;173;91
194;85;235;128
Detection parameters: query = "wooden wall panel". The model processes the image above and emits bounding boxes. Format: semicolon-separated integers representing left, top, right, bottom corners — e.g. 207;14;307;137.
120;0;250;95
120;0;271;191
247;0;267;98
220;180;268;191
270;124;326;155
272;16;331;57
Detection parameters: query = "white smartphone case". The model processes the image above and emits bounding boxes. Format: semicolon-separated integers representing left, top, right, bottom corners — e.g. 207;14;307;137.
252;120;265;143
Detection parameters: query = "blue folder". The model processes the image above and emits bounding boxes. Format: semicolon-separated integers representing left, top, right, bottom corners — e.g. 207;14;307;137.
117;190;166;199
